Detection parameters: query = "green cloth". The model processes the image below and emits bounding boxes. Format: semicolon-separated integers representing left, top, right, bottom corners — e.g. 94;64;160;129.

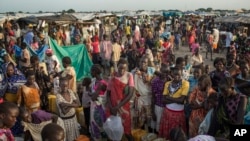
49;38;93;81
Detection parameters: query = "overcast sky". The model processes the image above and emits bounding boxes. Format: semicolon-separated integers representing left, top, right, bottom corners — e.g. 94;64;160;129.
1;0;249;12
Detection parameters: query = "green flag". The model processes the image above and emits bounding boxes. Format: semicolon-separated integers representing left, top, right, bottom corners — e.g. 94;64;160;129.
49;38;93;81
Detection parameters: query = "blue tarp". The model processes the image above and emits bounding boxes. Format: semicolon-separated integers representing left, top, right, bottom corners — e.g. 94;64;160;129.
13;44;48;62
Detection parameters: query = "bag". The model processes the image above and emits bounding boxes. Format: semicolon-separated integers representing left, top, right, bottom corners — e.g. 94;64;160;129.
103;115;124;141
141;133;157;141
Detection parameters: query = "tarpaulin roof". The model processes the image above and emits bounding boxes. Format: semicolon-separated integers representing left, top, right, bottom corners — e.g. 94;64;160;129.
72;13;96;21
36;14;77;22
17;16;39;24
215;16;250;24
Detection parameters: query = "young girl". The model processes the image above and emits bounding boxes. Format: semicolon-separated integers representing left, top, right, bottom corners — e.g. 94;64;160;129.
89;64;108;140
0;102;19;141
81;77;92;135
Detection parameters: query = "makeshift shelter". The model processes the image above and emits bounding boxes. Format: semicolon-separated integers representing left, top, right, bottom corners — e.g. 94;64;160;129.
36;14;77;24
17;16;39;25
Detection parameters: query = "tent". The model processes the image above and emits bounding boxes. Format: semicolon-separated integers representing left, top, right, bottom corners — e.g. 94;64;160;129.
49;38;93;81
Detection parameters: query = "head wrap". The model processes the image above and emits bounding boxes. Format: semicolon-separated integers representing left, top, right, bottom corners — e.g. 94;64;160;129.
46;48;53;54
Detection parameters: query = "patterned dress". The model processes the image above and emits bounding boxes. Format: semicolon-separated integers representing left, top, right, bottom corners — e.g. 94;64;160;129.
89;78;108;140
0;62;26;136
56;89;79;141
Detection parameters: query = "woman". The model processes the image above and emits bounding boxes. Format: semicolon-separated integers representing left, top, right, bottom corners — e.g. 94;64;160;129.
17;70;41;113
106;58;134;141
235;61;250;124
191;40;203;68
235;61;250;96
0;102;19;141
0;62;26;102
0;62;26;136
225;53;240;78
208;77;247;139
89;64;108;140
209;57;230;92
189;75;217;138
56;77;80;141
159;67;189;139
161;37;173;65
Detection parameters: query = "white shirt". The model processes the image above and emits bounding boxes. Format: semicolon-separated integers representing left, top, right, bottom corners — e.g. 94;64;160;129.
45;55;61;73
226;32;233;47
191;55;203;66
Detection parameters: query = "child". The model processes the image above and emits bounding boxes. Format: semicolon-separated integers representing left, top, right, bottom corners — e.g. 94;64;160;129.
41;123;65;141
204;65;210;75
0;102;19;141
169;127;187;141
81;77;92;135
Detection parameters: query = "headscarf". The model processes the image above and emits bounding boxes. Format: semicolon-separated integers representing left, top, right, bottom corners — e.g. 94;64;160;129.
0;62;26;96
45;48;53;55
188;135;215;141
191;43;200;55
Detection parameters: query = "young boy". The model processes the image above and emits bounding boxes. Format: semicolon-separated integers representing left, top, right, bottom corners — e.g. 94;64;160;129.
81;77;92;135
41;123;65;141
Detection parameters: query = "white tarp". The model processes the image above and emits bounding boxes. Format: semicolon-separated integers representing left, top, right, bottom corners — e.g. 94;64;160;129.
72;13;95;21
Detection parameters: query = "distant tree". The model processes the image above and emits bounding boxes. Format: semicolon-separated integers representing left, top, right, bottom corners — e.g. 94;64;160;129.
26;12;30;14
6;12;15;15
18;11;23;13
196;8;206;12
67;9;75;13
39;10;43;13
241;8;247;12
206;8;213;12
62;10;66;15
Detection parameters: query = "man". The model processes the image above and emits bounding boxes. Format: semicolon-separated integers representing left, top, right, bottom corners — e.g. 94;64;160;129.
111;38;121;72
151;64;170;134
206;31;214;61
23;24;34;45
225;28;233;54
212;27;219;52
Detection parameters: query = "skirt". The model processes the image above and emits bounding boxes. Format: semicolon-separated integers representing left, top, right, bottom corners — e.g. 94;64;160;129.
159;108;186;139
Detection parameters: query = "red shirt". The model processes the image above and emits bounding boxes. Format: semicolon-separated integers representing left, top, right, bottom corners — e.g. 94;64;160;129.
91;41;100;53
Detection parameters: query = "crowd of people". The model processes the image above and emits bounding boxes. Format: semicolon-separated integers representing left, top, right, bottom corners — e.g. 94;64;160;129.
0;14;250;141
